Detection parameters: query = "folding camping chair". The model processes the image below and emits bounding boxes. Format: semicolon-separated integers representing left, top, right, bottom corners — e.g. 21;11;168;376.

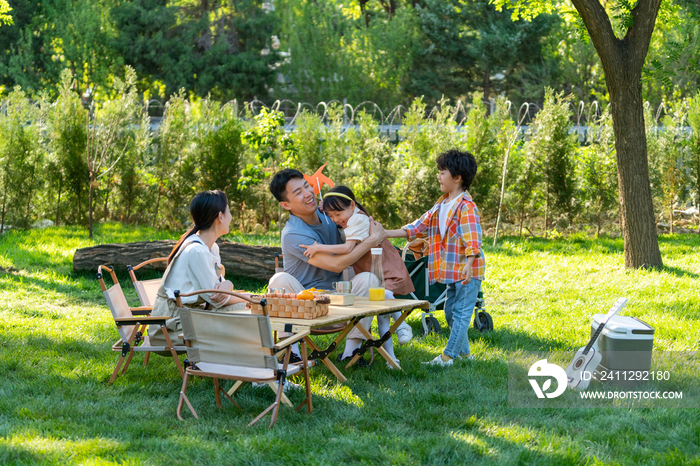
97;265;186;385
175;290;313;428
126;257;169;308
396;239;493;335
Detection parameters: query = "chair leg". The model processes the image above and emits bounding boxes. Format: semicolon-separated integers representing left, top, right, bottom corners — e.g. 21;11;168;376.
177;372;198;420
248;377;284;428
161;325;185;379
227;380;244;397
266;382;293;407
268;376;284;428
248;399;278;427
214;378;222;408
108;356;125;385
218;384;242;410
108;330;138;385
142;325;151;367
296;340;313;414
121;349;136;375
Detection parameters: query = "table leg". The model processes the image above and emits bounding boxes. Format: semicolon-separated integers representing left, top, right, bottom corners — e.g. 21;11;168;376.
303;317;361;383
304;336;347;383
346;309;414;370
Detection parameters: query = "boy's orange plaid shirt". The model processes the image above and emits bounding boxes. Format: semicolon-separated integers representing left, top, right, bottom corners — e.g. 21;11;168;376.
403;192;486;284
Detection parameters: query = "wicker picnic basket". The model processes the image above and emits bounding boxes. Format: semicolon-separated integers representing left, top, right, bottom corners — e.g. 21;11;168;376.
248;293;331;319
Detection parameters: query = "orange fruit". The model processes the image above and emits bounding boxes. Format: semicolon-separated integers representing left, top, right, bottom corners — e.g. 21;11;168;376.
296;290;314;300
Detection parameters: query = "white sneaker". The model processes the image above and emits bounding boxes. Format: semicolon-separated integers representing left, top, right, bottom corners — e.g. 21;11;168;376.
386;358;400;369
459;354;474;361
281;380;301;392
396;322;413;345
422;355;454;367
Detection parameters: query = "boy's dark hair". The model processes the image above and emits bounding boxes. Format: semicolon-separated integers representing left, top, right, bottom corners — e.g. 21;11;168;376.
269;169;305;202
322;185;369;217
436;149;477;190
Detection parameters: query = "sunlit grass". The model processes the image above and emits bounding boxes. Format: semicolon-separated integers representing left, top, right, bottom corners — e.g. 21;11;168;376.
0;223;698;464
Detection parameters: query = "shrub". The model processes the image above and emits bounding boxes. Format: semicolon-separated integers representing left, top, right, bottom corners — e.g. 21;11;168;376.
0;86;43;230
577;108;618;236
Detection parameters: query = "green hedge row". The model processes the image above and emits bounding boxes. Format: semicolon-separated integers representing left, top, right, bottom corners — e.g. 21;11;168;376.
1;71;699;237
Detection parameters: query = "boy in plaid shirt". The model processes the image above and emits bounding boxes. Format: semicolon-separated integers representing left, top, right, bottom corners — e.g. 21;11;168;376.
387;149;485;366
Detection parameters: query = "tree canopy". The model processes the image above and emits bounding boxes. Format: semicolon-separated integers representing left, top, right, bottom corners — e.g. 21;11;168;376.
1;0;697;106
0;1;11;26
492;0;666;269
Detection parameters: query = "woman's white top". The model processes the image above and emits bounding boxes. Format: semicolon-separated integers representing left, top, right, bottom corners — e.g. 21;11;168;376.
163;235;223;306
343;207;370;242
439;195;460;238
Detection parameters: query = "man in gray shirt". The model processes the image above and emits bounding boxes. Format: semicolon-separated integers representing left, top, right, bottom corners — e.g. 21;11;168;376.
268;169;388;363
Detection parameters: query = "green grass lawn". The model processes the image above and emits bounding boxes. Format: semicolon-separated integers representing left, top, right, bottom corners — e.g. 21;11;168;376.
0;223;698;465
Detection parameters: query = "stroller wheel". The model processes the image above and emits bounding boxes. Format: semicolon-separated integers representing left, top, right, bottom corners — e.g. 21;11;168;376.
421;315;441;336
473;311;493;332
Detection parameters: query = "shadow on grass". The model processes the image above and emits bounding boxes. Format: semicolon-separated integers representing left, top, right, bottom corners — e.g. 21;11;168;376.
404;318;572;354
660;265;700;279
0;445;52;465
487;235;625;257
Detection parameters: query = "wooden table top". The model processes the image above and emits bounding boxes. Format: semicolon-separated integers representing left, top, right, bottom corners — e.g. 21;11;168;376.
233;297;429;329
272;297;429;327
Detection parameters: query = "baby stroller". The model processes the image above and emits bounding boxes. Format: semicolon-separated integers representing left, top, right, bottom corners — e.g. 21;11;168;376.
395;239;493;336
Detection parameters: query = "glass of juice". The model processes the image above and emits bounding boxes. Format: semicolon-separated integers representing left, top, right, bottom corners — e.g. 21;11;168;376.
369;248;385;301
369;287;385;301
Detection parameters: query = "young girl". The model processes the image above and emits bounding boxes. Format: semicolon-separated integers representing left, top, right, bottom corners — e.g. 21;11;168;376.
300;186;415;355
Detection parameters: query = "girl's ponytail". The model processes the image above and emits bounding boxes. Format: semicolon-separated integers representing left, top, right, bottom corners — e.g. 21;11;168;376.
167;225;201;265
166;190;228;265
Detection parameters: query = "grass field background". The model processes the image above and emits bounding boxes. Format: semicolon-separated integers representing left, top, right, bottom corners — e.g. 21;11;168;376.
0;223;698;465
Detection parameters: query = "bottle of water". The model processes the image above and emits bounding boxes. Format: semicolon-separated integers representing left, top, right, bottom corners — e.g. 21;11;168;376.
369;248;385;301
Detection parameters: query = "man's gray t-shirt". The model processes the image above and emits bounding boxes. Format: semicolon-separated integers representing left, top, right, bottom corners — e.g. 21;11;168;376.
281;211;343;290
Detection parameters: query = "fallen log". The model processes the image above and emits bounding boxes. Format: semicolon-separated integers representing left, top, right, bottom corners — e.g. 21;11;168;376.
73;240;281;281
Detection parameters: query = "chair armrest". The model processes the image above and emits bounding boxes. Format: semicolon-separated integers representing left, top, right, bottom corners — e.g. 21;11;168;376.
177;289;260;304
273;330;310;351
270;322;309;334
178;334;194;348
130;306;152;316
114;316;169;326
130;257;168;271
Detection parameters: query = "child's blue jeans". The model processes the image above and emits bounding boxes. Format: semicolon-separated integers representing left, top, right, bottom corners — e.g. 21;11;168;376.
443;279;482;359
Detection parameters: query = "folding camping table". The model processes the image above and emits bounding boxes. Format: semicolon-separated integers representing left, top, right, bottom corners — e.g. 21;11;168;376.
264;297;429;383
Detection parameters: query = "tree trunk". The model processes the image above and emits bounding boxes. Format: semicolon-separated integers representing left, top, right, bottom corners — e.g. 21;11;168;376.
55;176;63;227
543;183;549;239
0;195;6;234
571;0;663;269
519;210;524;238
103;188;109;222
483;71;491;104
25;165;36;227
607;76;662;268
88;182;94;239
153;184;162;228
669;206;674;235
73;239;281;281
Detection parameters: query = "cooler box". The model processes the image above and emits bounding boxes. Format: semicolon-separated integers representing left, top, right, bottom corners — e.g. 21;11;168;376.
590;314;654;372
